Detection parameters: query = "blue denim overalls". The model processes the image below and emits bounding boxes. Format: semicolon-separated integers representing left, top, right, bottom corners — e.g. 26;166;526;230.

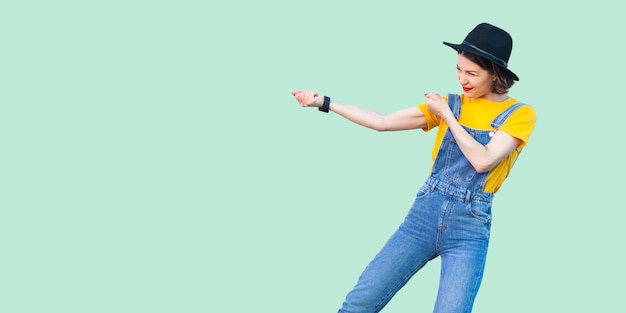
338;94;526;313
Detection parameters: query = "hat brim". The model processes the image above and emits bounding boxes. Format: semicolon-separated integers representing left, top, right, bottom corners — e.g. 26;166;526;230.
443;42;519;81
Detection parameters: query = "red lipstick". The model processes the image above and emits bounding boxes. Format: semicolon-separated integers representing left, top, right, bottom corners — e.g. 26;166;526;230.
462;87;473;92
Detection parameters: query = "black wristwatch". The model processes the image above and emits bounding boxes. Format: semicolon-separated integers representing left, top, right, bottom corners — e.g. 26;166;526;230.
318;96;331;113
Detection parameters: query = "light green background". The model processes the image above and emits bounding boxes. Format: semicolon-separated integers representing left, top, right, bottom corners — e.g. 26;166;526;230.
2;1;624;312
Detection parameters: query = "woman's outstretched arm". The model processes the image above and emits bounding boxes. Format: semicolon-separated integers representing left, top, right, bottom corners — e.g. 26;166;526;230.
292;90;427;132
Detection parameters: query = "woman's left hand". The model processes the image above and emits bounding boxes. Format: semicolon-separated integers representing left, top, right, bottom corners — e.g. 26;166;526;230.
424;93;452;120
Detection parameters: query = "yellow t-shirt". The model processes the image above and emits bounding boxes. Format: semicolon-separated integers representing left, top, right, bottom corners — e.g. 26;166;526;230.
417;94;536;193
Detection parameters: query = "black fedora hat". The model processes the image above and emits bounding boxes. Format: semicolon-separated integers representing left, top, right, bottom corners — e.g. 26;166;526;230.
443;23;519;81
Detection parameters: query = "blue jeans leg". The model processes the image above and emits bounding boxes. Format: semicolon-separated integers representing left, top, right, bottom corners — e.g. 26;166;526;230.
432;197;491;313
337;227;437;313
338;192;440;313
433;245;488;313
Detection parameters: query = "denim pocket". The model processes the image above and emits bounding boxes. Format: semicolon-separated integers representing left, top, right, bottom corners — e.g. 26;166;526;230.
443;128;478;183
415;185;431;199
467;201;492;223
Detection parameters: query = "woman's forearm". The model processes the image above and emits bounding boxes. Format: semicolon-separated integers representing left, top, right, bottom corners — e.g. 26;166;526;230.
329;101;388;131
444;114;519;173
329;100;426;132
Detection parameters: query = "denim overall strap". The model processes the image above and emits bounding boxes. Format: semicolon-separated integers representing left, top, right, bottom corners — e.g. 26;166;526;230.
447;94;462;119
490;102;526;129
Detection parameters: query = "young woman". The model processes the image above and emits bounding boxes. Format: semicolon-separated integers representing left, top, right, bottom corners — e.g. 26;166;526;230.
292;23;536;313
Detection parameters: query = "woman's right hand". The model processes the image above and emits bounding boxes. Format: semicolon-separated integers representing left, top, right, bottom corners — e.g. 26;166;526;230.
291;90;323;108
